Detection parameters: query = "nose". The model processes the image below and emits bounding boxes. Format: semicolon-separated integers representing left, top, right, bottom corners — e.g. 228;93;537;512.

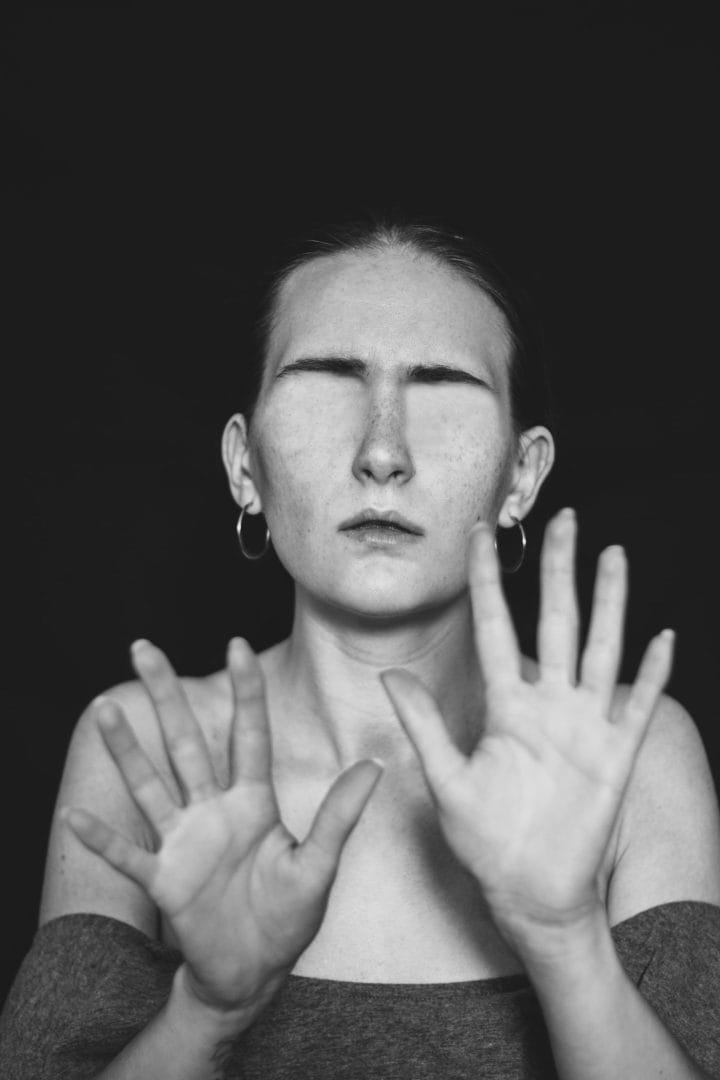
351;383;415;485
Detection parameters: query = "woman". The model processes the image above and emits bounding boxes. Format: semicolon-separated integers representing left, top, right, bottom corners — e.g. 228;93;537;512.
2;218;720;1079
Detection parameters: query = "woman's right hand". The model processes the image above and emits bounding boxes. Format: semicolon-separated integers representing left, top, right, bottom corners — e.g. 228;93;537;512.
62;638;383;1017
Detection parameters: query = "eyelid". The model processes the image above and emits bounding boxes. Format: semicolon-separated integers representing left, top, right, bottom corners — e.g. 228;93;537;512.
276;358;492;390
409;368;489;387
276;359;360;378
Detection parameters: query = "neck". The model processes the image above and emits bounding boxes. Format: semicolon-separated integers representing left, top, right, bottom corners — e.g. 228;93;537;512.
266;588;486;772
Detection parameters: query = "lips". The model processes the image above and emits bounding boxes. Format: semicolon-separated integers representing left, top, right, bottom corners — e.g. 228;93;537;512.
339;509;424;535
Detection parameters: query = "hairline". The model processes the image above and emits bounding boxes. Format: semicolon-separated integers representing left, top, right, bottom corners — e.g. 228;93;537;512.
255;236;520;430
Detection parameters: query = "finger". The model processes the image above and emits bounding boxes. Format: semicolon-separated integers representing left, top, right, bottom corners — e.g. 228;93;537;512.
60;806;155;891
227;638;274;786
469;523;522;690
380;669;466;794
298;760;383;877
131;639;217;802
619;629;675;741
537;508;580;684
579;545;627;712
95;698;181;832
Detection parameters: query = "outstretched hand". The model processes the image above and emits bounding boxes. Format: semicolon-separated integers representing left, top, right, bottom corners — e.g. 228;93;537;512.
62;638;382;1014
381;508;674;951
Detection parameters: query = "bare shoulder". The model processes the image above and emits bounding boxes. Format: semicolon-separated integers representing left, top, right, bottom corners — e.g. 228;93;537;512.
613;686;716;811
607;686;720;924
39;669;232;931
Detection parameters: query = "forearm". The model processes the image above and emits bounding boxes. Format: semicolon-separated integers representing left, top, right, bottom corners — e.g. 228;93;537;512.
518;910;711;1080
94;965;273;1080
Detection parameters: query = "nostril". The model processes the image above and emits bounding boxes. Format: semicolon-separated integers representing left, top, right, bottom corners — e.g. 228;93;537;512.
354;443;414;485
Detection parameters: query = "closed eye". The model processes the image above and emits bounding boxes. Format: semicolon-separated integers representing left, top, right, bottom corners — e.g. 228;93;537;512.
276;356;492;389
408;364;490;388
276;357;364;378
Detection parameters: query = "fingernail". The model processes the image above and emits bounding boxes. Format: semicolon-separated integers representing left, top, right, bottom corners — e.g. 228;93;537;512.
229;637;250;661
470;522;491;540
379;668;403;684
131;638;151;653
660;628;675;643
59;807;84;830
96;705;122;730
92;697;115;723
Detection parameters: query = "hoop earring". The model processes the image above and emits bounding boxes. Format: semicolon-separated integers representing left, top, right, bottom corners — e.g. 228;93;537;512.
494;514;526;574
236;505;270;560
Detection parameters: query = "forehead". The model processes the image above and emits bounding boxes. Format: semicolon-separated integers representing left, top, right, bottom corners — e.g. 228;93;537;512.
267;246;512;378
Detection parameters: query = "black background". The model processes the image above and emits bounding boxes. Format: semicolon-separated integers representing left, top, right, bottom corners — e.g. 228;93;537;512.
2;6;718;1002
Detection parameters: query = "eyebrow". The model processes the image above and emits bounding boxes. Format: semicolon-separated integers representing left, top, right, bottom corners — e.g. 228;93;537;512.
275;355;493;388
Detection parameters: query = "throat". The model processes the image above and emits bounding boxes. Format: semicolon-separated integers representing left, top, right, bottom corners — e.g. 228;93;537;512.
266;612;486;772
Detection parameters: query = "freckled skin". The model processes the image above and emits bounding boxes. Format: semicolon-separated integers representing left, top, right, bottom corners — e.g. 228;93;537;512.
245;248;526;624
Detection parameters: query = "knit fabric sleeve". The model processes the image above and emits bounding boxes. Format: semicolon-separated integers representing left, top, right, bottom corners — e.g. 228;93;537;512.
610;900;720;1078
0;914;181;1080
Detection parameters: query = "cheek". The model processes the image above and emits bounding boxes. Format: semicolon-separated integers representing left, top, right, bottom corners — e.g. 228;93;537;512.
251;438;312;539
255;381;359;462
249;391;347;534
406;391;512;521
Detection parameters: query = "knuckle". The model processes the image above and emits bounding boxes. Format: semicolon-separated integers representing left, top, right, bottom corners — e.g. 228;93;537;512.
151;679;179;707
134;774;161;801
588;628;615;651
167;733;198;759
234;673;265;702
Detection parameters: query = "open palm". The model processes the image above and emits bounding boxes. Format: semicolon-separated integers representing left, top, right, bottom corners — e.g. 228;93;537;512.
64;638;381;1012
381;508;674;945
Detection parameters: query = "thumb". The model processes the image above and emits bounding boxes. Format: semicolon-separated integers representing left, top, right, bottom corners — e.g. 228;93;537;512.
297;760;383;877
380;668;466;795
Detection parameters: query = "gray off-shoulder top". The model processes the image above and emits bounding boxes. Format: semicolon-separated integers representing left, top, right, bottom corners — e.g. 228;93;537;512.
1;902;719;1079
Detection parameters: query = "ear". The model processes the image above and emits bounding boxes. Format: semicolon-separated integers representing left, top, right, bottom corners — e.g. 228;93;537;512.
498;425;555;528
221;414;263;513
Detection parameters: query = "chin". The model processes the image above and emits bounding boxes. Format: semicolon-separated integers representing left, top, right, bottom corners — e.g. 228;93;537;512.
283;548;467;622
321;578;465;627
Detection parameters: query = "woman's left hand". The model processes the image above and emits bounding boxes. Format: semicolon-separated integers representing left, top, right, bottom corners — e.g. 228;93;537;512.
381;508;674;953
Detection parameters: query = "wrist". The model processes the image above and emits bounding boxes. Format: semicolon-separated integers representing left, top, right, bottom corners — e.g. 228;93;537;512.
170;964;279;1037
491;893;607;958
506;903;616;985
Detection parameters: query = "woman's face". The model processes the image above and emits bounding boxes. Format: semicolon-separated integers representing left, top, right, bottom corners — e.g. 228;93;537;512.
245;246;519;621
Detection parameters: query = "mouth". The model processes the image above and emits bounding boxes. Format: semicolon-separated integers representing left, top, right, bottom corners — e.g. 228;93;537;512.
339;509;424;536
